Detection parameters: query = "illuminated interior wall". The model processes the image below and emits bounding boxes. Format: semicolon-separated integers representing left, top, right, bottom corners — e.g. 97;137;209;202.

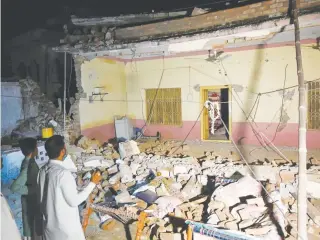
80;57;127;142
124;43;320;148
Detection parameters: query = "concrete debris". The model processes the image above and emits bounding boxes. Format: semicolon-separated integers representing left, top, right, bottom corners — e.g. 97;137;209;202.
119;140;140;158
71;139;320;239
77;136;101;150
245;225;273;236
246;197;265;207
212;175;262;207
191;7;209;16
11;79;74;143
159;232;183;240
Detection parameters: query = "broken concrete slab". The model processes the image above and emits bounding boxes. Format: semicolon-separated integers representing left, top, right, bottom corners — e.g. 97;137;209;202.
159;232;183;240
245;225;273;236
119;140;140;158
212;175;261;207
246;197;265;207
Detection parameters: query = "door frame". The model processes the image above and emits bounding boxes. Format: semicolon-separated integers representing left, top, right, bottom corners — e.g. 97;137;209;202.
200;85;232;142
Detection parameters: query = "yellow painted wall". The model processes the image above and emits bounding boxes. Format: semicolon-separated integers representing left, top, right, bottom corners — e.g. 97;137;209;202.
125;45;320;124
80;57;127;129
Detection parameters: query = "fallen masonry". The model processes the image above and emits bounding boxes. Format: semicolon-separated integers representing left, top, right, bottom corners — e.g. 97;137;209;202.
69;136;320;240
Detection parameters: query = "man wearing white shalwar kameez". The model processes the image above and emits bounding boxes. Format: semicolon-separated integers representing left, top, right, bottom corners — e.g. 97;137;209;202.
1;192;22;240
38;135;101;240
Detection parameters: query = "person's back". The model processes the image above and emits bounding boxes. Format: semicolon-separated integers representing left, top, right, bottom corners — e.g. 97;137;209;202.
39;161;83;239
38;135;101;240
1;193;22;240
10;137;42;238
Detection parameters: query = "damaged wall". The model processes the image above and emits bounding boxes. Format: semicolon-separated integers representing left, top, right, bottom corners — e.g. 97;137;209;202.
6;29;73;101
1;82;24;136
79;57;127;142
73;23;320;148
123;43;320;148
114;0;320;41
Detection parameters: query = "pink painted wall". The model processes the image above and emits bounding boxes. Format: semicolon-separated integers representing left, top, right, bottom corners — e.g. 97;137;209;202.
79;39;320;149
81;120;320;149
81;123;116;143
232;122;320;149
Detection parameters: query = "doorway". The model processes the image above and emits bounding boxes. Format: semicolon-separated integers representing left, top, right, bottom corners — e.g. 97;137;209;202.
200;86;231;141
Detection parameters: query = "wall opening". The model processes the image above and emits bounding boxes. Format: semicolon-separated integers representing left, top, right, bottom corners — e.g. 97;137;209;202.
53;54;77;116
201;86;231;142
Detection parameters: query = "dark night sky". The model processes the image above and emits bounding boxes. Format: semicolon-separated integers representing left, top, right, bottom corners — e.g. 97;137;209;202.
2;0;228;77
2;0;218;41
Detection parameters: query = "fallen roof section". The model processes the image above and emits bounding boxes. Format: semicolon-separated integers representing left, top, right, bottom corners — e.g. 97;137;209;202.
54;0;320;55
71;11;188;27
53;13;320;57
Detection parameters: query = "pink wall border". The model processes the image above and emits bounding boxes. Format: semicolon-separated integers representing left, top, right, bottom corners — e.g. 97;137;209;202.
81;120;320;149
81;123;116;143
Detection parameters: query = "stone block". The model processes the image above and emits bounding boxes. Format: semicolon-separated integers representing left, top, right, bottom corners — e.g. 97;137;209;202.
157;168;172;178
129;162;140;175
115;190;132;204
173;165;189;175
245;225;273;235
207;214;219;225
212;175;261;207
246;197;265;207
225;221;238;230
107;164;118;175
238;205;267;220
176;174;191;182
251;166;277;183
159;233;183;240
215;210;227;222
197;175;208;185
238;219;255;229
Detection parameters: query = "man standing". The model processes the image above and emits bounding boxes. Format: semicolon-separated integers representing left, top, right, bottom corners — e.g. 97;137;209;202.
1;192;22;240
38;135;101;240
10;138;43;239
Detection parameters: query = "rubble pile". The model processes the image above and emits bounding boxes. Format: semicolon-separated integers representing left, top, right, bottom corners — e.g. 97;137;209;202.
69;138;320;240
140;140;190;156
11;78;74;142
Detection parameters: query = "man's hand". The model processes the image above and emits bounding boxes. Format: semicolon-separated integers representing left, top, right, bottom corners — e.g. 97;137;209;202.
91;171;102;184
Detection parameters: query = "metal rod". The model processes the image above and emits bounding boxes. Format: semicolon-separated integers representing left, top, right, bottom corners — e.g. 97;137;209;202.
64;52;67;134
292;0;308;238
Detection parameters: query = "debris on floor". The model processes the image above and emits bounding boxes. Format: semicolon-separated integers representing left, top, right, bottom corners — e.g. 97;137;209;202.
68;137;320;239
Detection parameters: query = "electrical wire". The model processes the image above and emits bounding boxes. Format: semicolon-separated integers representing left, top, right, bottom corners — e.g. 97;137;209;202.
246;93;261;121
218;59;268;148
218;58;299;163
171;106;205;155
0;94;233;104
217;115;303;239
3;80;319;101
138;69;164;133
136;54;165;139
252;94;261;121
269;64;288;144
216;60;300;233
260;78;320;96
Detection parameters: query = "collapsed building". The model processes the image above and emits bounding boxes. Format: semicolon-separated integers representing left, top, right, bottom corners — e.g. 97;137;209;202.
1;0;320;239
53;0;320;149
68;137;320;239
